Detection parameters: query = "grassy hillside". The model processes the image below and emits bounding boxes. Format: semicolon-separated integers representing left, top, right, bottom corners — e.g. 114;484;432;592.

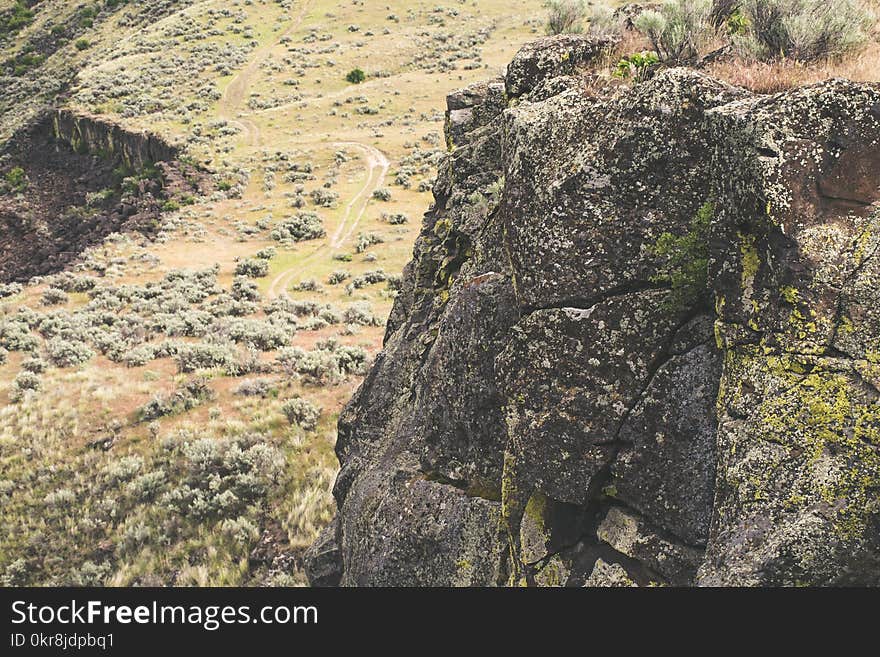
0;0;547;586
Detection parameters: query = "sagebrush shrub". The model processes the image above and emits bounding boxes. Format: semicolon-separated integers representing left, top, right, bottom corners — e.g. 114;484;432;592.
343;302;379;326
234;258;269;278
587;4;622;35
225;318;288;351
136;377;214;422
9;370;41;402
327;270;350;285
231;276;260;302
280;397;322;431
355;232;384;253
0;282;23;299
271;212;325;242
736;0;874;61
174;343;236;373
20;357;46;373
0;317;39;352
41;288;69;306
635;0;717;62
234;378;276;397
46;337;94;368
546;0;588;35
122;345;156;368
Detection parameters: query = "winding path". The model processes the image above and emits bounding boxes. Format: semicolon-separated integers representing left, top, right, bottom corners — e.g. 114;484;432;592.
266;141;389;300
217;0;313;147
215;0;390;301
330;142;390;248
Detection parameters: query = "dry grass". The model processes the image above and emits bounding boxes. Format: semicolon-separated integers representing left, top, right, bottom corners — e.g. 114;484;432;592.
0;0;546;587
707;42;880;93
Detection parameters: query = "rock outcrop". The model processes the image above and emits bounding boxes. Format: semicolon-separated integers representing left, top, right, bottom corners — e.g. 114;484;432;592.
1;111;206;282
51;109;181;171
305;35;880;586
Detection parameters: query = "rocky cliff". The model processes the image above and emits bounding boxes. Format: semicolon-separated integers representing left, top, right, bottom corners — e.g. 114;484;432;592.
305;35;880;587
1;111;205;282
51;110;181;171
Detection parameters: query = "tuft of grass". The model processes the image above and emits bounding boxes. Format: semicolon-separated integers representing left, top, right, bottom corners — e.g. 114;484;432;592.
546;0;588;35
708;41;880;91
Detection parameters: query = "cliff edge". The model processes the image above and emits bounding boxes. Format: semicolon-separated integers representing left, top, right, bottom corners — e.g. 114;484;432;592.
306;35;880;586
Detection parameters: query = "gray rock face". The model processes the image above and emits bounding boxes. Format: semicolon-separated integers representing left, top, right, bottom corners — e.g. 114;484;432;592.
306;36;880;587
505;34;619;98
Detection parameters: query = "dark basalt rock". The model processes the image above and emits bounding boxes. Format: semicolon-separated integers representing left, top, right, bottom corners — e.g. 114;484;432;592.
307;36;880;587
0;111;208;283
505;34;619;99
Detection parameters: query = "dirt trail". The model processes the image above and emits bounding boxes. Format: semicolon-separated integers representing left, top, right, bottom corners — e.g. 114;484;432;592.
216;0;389;301
331;142;390;248
254;78;385;117
266;141;390;300
217;0;312;146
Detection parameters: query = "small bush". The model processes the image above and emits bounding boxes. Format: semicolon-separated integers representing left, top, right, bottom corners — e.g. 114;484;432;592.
75;38;91;51
231;276;260;302
20;357;46;373
346;269;388;294
10;370;40;401
0;2;34;36
234;378;276;397
587;4;621;35
41;288;69;306
355;232;384;253
136;377;214;422
122;344;156;368
0;282;23;298
235;258;270;278
175;343;236;373
280;397;322;431
634;0;716;62
293;279;319;293
736;0;874;61
615;51;661;80
327;270;351;285
342;302;379;326
271;212;326;242
226;319;289;351
0;318;39;352
310;188;339;208
650;201;714;309
346;68;366;84
46;338;94;367
383;212;409;225
546;0;588;35
1;166;27;195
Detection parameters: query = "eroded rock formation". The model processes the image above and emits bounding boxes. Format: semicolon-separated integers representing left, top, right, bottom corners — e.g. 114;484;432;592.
305;35;880;586
0;111;206;282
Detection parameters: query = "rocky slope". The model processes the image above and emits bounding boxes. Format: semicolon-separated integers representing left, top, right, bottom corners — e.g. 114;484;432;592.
0;111;206;282
305;34;880;587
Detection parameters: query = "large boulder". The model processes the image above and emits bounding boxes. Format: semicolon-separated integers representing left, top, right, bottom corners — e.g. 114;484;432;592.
505;34;619;98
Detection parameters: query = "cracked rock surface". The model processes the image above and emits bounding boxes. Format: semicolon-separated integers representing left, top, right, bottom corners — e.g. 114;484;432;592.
305;35;880;586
